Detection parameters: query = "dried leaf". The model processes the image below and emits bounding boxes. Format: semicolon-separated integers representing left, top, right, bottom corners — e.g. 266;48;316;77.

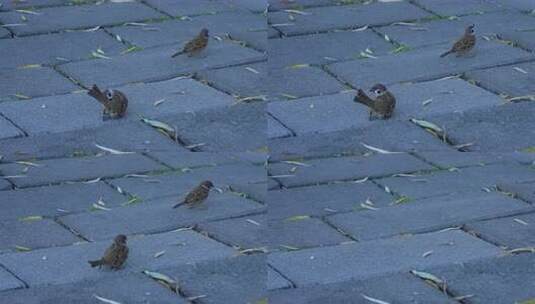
15;245;31;252
285;215;310;221
410;270;444;285
94;144;134;155
93;294;122;304
361;294;391;304
513;67;528;74
19;64;41;69
92;203;111;211
282;160;310;167
19;215;43;222
514;218;529;225
361;143;403;154
422;250;433;257
245;67;260;74
142;270;176;285
288;63;310;69
91;51;111;60
283;9;310;15
360;202;378;210
352;25;369;32
140;118;175;135
153;250;166;258
153;98;165;107
410;118;443;133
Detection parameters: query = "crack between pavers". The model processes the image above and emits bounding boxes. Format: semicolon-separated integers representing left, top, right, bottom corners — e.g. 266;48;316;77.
267;263;297;289
0;263;29;289
0;113;28;137
267;112;296;138
268;167;441;190
53;217;91;243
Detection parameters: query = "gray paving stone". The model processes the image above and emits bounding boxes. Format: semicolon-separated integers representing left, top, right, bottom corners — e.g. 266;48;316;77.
58;40;264;88
269;1;430;36
161;255;265;304
226;0;266;12
466;61;535;97
0;27;9;38
326;192;531;241
412;0;505;16
59;193;264;241
0;0;65;10
501;30;535;52
230;182;266;203
377;11;535;50
147;150;266;168
414;151;513;168
268;266;292;290
268;115;292;139
268;66;346;100
0;178;11;190
269;120;453;161
269;78;502;134
268;0;333;10
229;27;267;51
0;182;125;221
269;230;501;286
268;93;369;135
267;182;393;220
327;40;535;89
108;10;265;49
0;267;23;292
0;121;182;162
0;116;22;140
0;218;80;252
0;2;163;36
159;102;266;152
377;163;535;201
268;217;350;250
0;274;185;304
0;30;123;69
268;30;392;68
269;272;455;303
143;0;233;16
0;153;163;187
426;254;535;303
466;213;535;248
1;77;233;135
498;182;535;204
196;62;269;98
0;230;235;287
197;214;265;249
269;153;434;187
0;66;78;102
429;102;535;152
108;163;264;201
497;0;535;11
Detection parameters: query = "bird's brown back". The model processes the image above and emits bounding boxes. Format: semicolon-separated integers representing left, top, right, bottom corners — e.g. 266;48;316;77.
102;242;129;268
184;34;208;54
374;92;396;117
184;184;210;207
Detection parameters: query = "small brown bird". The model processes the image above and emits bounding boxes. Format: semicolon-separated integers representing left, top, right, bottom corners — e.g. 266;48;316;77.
87;85;128;121
354;84;396;120
88;234;129;270
172;180;214;209
441;24;476;58
171;28;209;58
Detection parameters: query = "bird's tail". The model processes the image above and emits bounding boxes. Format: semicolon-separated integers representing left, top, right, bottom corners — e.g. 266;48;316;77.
171;50;184;58
172;200;185;209
87;85;108;106
440;50;452;58
353;93;374;108
88;259;103;267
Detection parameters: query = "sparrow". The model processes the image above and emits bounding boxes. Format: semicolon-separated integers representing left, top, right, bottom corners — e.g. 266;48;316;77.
354;84;396;120
440;24;476;58
172;180;214;209
88;234;129;270
87;84;128;120
171;28;209;58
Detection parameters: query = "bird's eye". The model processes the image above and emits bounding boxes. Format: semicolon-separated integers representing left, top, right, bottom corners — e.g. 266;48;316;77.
105;91;113;100
375;90;382;95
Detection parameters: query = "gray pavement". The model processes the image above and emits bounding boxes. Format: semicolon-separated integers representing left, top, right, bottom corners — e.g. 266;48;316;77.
1;0;535;303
